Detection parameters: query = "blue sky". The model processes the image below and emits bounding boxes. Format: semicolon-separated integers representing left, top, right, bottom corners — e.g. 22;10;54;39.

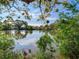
0;0;59;26
0;0;79;26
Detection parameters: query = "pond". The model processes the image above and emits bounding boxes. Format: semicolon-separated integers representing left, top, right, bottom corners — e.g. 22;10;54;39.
13;30;45;53
0;30;64;59
0;30;52;52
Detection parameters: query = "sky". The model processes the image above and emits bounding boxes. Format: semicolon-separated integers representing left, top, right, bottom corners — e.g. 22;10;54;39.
0;0;79;26
0;0;58;26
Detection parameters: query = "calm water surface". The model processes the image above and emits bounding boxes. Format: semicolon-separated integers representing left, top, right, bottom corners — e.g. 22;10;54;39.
0;30;66;59
13;30;45;53
0;30;47;53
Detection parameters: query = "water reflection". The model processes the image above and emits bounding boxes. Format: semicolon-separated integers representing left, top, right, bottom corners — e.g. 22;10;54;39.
0;30;45;53
14;30;45;53
0;30;62;59
0;30;32;39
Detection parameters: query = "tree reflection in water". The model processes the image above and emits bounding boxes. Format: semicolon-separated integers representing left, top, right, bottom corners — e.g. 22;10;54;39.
0;30;57;59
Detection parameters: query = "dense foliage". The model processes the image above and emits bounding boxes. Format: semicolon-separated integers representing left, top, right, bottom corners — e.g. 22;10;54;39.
50;15;79;59
0;32;24;59
37;34;55;59
0;0;79;59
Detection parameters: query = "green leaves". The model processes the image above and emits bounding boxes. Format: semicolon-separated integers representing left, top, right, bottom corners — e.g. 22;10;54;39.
37;34;52;51
51;15;79;59
36;33;55;59
0;32;24;59
0;0;11;5
0;34;14;50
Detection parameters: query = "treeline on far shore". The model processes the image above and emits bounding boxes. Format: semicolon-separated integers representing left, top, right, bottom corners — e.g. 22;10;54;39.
0;19;54;30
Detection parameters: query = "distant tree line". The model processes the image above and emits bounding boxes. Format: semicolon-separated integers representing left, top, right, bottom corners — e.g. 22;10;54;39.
0;18;54;30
